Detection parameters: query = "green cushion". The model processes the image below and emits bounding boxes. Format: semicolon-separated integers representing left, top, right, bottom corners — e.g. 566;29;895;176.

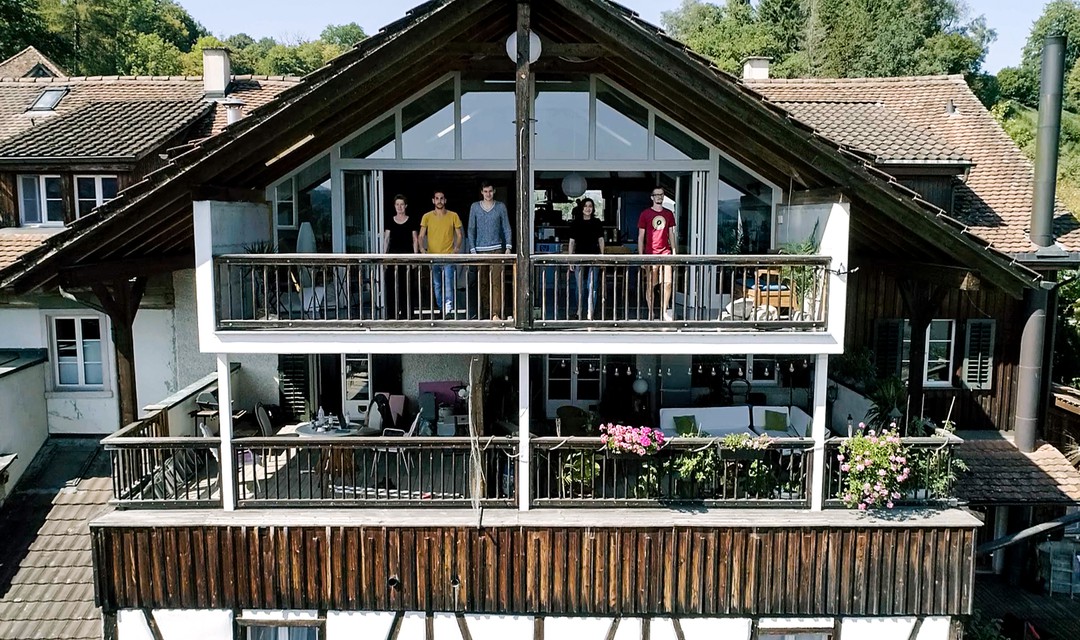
763;409;789;433
673;415;699;436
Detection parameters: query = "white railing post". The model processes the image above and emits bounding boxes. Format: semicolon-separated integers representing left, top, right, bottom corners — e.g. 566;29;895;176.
518;353;531;511
810;353;829;510
217;354;236;511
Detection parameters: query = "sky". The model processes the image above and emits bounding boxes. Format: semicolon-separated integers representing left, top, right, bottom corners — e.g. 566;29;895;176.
177;0;1044;74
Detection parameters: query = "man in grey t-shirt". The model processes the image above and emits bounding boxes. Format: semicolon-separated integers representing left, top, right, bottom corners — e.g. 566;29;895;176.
467;181;512;320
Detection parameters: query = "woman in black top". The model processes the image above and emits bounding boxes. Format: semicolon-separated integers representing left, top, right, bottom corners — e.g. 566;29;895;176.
382;194;419;319
568;198;605;320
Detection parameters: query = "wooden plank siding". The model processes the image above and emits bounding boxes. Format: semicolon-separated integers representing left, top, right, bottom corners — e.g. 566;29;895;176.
92;524;975;617
844;266;1022;430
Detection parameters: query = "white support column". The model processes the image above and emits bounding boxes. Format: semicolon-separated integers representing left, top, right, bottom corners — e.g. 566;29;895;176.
810;353;829;510
518;353;531;511
217;354;237;511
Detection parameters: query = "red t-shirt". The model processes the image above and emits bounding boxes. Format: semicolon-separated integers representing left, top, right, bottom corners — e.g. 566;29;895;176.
638;207;676;255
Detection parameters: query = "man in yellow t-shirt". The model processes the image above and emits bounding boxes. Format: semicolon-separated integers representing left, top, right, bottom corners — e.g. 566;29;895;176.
418;190;463;315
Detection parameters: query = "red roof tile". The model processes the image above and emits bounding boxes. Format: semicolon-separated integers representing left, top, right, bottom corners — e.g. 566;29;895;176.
0;230;59;270
955;437;1080;504
748;75;1080;255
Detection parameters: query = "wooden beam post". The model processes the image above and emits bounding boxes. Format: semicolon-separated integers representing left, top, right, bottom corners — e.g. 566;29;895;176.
515;0;533;330
91;277;148;429
898;279;950;425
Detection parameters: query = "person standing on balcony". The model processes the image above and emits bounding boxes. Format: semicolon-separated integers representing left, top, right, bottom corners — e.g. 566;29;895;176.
419;190;462;317
382;194;419;320
638;186;677;321
568;197;605;321
467;181;512;320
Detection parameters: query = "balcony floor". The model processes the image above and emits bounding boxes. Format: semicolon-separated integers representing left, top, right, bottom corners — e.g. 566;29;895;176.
974;574;1080;639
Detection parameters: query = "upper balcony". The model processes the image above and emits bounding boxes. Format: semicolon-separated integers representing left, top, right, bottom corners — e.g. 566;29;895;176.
212;252;831;332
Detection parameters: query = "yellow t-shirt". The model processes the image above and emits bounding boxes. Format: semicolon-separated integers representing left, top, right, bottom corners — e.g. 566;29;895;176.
421;210;462;254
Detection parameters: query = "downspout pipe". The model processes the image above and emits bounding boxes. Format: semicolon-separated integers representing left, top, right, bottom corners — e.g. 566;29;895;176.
1031;35;1068;255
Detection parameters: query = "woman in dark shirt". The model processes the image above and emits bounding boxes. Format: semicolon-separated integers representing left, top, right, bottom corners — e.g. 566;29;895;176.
382;194;419;319
568;198;605;320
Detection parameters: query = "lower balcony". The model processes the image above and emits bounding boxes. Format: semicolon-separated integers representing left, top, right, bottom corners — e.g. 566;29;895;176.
213;253;831;331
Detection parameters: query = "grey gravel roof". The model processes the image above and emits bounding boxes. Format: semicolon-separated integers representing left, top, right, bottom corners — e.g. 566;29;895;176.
0;100;212;161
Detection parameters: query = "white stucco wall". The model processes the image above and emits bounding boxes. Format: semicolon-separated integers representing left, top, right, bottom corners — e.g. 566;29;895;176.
0;361;49;496
134;308;178;417
0;308;46;347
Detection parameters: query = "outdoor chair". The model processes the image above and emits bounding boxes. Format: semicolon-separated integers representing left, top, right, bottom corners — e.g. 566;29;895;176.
556;405;591;436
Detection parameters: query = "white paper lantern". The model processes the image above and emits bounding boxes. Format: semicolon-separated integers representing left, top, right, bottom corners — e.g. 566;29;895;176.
632;377;649;395
561;173;587;198
505;31;542;64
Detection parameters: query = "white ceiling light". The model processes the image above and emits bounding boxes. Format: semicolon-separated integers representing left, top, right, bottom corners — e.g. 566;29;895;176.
562;173;587;198
505;31;542;64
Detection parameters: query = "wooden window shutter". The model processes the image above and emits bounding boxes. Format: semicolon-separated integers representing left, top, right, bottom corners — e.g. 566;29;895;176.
874;319;904;378
962;319;995;391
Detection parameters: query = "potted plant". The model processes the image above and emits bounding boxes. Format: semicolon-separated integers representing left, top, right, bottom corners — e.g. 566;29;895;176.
561;451;599;498
599;423;665;498
836;424;911;510
721;433;776;498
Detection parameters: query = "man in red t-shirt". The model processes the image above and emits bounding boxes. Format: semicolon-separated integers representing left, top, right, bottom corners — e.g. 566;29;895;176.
637;187;677;321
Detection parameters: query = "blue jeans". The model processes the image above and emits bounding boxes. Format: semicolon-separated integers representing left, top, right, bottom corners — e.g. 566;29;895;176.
576;266;599;319
431;263;456;313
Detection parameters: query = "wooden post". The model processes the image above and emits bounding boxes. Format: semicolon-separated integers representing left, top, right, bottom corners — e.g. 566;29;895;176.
898;279;949;426
91;277;148;429
515;0;533;330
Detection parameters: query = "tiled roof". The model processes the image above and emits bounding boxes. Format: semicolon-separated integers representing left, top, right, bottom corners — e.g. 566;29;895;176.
0;47;65;79
0;439;111;639
0;100;212;161
748;75;1080;255
776;100;970;164
0;75;299;142
955;436;1080;505
0;229;60;270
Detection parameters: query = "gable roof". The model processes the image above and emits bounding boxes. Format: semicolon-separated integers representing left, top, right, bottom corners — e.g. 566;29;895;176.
0;229;61;270
0;0;1043;296
0;100;212;163
956;434;1080;505
748;75;1080;257
0;47;66;79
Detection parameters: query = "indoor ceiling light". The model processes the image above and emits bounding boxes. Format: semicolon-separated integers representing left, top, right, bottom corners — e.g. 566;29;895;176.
561;173;587;198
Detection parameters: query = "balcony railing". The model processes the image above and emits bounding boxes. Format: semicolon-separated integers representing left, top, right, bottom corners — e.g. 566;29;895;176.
214;253;830;331
823;436;964;507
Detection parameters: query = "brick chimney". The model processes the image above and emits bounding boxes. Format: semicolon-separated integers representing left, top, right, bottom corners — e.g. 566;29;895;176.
202;48;231;99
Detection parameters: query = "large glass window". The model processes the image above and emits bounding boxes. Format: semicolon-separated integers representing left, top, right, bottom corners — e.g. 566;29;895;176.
401;78;455;159
901;319;955;385
461;77;515;159
340;114;395;159
716;156;773;254
595;79;648;160
656;116;709;160
276;156;331;252
535;79;590;160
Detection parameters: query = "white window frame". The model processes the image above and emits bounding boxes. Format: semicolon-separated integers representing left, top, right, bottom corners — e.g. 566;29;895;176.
238;610;322;640
73;175;118;218
17;174;63;226
901;319;956;387
47;314;110;392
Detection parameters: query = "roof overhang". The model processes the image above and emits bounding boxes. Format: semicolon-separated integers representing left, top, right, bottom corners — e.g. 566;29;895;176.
0;0;1043;298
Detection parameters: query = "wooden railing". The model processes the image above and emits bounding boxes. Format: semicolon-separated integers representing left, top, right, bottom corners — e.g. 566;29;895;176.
215;254;517;329
531;437;814;507
214;253;830;331
823;436;963;507
103;412;221;508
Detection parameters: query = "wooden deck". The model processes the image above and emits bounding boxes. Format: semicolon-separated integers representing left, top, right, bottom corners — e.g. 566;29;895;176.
974;575;1080;640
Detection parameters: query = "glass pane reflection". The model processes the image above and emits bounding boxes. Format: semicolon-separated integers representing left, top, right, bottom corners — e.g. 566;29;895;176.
461;78;515;159
402;79;455;159
596;80;647;160
535;79;589;160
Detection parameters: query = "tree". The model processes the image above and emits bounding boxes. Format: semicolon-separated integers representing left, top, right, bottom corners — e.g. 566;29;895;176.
319;22;366;49
661;0;768;75
125;32;183;75
0;0;56;60
179;34;226;75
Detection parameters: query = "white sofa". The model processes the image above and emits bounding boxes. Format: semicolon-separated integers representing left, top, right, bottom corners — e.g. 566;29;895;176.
658;406;753;437
751;405;812;437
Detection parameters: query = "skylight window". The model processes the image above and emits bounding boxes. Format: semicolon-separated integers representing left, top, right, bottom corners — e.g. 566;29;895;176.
27;87;68;112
